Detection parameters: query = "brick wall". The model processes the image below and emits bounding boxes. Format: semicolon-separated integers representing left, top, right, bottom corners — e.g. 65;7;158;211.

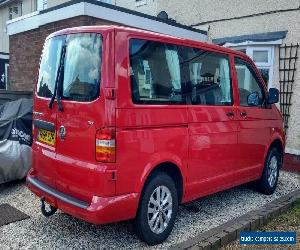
9;16;114;91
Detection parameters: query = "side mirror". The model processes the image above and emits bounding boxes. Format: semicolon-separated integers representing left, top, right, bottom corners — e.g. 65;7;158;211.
247;91;259;106
268;88;279;104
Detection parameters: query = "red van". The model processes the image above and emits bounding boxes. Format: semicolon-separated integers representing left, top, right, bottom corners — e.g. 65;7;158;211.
27;26;284;245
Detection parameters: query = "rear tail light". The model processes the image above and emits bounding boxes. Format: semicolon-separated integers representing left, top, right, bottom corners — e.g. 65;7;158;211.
96;127;116;162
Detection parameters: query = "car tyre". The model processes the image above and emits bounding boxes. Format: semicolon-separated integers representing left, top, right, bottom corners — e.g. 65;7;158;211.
133;171;178;245
257;147;282;195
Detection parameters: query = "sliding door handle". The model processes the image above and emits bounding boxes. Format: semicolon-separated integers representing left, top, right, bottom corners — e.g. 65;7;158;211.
226;111;234;117
240;111;247;117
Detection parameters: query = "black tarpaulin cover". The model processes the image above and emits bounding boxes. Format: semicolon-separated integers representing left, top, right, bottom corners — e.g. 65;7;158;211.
0;98;33;184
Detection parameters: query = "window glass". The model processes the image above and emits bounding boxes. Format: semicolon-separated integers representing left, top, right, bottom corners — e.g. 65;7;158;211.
63;33;102;102
37;36;64;98
253;50;268;63
129;39;184;104
186;50;232;105
235;58;265;106
129;39;232;105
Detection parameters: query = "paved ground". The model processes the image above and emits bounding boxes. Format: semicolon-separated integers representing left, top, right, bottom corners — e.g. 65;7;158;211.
0;171;299;249
222;198;300;250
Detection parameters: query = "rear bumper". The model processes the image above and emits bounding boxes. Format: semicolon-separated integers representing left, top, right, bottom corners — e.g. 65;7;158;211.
27;175;140;224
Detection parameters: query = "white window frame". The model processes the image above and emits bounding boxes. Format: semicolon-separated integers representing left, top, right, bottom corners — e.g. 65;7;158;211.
225;44;275;89
249;46;274;89
36;0;47;11
5;64;9;90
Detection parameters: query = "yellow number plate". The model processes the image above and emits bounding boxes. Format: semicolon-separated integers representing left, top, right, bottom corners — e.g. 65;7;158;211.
38;128;55;146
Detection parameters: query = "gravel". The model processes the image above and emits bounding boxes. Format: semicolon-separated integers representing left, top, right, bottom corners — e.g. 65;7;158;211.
0;171;299;249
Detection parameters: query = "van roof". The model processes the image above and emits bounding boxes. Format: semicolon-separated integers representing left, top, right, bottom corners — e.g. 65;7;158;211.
48;25;247;58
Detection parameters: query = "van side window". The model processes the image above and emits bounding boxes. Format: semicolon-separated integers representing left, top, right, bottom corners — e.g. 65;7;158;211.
129;39;184;104
129;39;232;105
185;50;232;105
234;58;265;107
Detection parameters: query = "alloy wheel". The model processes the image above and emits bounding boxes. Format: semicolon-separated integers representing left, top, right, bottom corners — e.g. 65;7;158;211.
147;185;173;234
268;155;278;187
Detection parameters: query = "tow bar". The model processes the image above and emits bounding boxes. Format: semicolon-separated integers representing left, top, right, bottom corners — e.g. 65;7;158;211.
41;197;57;217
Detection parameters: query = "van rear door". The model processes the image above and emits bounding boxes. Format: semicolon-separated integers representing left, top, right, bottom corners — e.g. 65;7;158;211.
33;35;65;189
55;32;114;203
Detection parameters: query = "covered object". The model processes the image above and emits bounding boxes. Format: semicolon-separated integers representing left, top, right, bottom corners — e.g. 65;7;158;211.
0;98;33;184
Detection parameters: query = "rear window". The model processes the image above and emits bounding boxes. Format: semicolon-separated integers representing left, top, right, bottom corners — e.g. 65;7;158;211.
37;36;64;98
37;33;102;102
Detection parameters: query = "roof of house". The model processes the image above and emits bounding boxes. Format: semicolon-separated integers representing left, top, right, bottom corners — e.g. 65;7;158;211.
213;31;288;45
6;0;207;41
41;0;207;35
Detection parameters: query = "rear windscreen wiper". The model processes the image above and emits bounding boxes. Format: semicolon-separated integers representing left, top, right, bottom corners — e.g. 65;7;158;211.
48;43;66;112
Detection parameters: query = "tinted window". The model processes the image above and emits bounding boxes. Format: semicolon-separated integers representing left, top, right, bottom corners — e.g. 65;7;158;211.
130;39;184;104
235;58;265;106
63;33;102;102
37;33;102;102
186;50;232;105
37;36;64;98
129;39;232;105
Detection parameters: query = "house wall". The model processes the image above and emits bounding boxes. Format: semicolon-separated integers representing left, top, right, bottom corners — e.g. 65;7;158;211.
158;0;299;26
22;0;36;14
9;15;113;91
115;0;158;16
47;0;68;8
47;0;158;14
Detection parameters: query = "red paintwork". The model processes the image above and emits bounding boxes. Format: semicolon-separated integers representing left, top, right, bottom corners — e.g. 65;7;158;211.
28;26;285;224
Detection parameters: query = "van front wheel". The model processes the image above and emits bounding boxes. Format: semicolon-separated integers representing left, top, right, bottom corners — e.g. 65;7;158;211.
257;147;281;195
133;172;178;245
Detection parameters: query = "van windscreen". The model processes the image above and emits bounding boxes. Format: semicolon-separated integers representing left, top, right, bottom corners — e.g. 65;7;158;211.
37;33;102;102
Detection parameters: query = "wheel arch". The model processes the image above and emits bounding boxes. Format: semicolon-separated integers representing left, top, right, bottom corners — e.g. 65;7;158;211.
267;137;284;168
139;161;184;204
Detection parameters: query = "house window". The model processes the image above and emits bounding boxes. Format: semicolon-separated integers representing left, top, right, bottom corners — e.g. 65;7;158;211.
35;0;47;11
8;4;20;20
234;46;274;88
135;0;147;7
